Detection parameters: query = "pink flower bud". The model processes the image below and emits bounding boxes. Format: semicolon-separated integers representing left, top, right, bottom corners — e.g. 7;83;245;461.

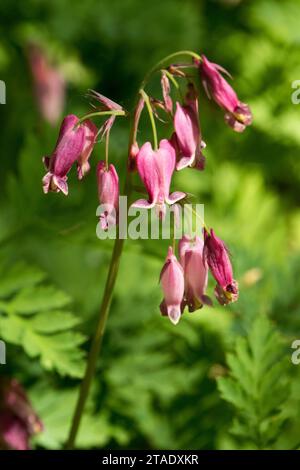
173;84;205;170
131;139;185;218
128;142;139;172
97;161;119;230
88;90;123;111
179;235;211;312
0;378;43;450
200;55;252;132
161;72;173;114
77;120;98;180
88;90;124;139
42;114;85;195
160;247;185;325
203;228;238;305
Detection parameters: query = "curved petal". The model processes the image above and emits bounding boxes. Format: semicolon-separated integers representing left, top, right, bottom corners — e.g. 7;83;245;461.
136;142;159;204
176;155;194;171
155;139;176;201
130;199;156;209
174;103;197;164
167;191;185;204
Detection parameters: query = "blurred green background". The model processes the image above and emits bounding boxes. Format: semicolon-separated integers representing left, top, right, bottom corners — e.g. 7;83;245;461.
1;0;300;450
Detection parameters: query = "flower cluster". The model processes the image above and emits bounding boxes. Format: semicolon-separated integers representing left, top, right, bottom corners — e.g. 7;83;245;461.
0;378;43;450
42;53;251;325
160;229;239;325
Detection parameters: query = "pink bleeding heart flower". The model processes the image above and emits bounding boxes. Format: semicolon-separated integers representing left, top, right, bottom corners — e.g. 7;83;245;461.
77;120;98;180
97;161;119;230
199;55;252;132
131;139;185;218
179;235;211;312
28;44;65;126
0;378;43;450
203;228;239;305
174;84;206;170
160;247;185;325
42;114;85;195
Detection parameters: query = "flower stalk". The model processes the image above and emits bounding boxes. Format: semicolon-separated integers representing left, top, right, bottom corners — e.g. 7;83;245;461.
62;48;249;448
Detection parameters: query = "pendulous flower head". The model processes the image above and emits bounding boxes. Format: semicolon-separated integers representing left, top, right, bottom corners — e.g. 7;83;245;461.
173;83;206;171
203;228;238;305
43;115;98;194
179;235;211;312
160;247;185;325
97;161;119;230
131;139;185;218
42;114;85;195
0;378;43;450
199;55;252;132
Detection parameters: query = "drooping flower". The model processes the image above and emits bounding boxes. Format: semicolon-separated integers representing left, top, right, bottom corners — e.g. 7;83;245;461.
131;139;185;217
0;378;43;450
179;235;211;312
199;55;252;132
77;120;98;180
97;161;119;230
203;228;238;305
28;44;65;126
43;114;85;195
160;247;185;325
43;115;98;194
173;83;205;170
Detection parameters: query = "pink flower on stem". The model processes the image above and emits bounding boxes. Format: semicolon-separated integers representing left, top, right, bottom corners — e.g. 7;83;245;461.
43;115;98;194
0;378;43;450
131;139;185;218
43;114;85;195
179;235;211;312
203;228;239;305
173;84;205;170
77;120;98;180
160;247;185;325
200;55;252;132
97;161;119;230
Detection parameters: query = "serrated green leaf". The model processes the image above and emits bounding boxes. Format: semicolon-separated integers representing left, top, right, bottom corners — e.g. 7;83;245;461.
31;311;81;333
217;315;291;448
0;263;46;298
0;263;85;378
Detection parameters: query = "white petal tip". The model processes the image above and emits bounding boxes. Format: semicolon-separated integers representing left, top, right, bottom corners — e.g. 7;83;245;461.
168;308;181;325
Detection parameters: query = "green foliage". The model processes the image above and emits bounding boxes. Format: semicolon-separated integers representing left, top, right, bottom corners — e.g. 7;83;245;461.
218;316;290;449
0;262;86;378
30;383;128;449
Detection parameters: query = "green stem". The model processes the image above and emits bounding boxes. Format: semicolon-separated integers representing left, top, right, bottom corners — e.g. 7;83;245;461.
65;174;131;450
162;69;180;90
105;129;110;169
77;110;126;125
141;50;201;89
139;89;158;150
